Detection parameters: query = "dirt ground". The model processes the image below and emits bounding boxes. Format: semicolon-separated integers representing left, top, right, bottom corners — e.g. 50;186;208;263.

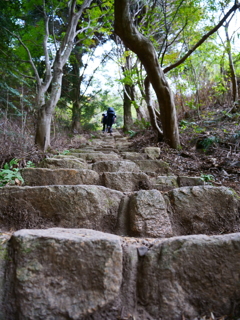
128;105;240;196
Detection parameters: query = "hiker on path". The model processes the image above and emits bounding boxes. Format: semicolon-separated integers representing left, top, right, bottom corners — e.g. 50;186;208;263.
106;107;116;135
101;113;107;132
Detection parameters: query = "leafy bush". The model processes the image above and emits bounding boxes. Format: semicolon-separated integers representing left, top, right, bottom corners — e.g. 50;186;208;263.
197;136;219;151
200;174;215;183
128;130;137;138
0;158;24;187
133;118;151;130
58;150;70;155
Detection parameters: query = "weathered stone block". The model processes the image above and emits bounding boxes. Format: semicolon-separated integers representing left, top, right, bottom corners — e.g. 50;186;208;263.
21;168;100;186
39;157;88;169
0;233;11;320
12;228;122;320
167;186;240;235
128;190;173;238
102;172;151;192
153;175;179;191
92;160;140;173
88;153;120;162
177;175;204;187
132;160;169;174
0;185;124;232
121;152;146;161
144;147;161;160
138;233;240;319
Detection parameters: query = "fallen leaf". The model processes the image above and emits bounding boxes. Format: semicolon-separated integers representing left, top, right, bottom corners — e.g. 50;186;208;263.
15;178;22;186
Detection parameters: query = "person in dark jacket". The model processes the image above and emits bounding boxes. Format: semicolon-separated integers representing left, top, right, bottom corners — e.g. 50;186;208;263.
101;113;107;132
106;107;116;134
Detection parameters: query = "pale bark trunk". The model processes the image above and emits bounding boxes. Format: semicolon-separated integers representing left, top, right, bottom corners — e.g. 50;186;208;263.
71;53;83;132
122;49;134;132
72;101;82;132
35;53;63;150
115;0;180;148
144;77;163;140
34;0;93;150
225;25;238;103
123;84;134;131
35;107;52;151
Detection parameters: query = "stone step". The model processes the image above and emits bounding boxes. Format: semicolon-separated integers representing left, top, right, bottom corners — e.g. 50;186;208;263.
21;168;100;186
101;172;151;192
1;229;240;319
115;142;133;150
132;159;170;175
0;185;124;232
143;146;161;159
1;133;240;320
167;185;239;235
1;185;238;237
151;175;205;191
69;148;99;153
69;152;120;162
39;156;88;169
91;160;140;173
121;151;147;160
94;147;119;153
6;228;122;320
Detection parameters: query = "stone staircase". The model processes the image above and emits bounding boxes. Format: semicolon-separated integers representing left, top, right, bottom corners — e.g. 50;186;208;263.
0;130;240;320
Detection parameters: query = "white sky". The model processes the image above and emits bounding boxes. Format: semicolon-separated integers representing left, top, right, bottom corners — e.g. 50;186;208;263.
82;41;120;95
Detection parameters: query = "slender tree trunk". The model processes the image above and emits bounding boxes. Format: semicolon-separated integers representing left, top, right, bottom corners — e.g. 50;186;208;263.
114;0;180;148
123;83;134;131
70;49;84;132
144;77;163;140
34;0;93;150
35;54;63;150
225;24;238;103
72;100;82;132
122;48;134;131
35;106;52;150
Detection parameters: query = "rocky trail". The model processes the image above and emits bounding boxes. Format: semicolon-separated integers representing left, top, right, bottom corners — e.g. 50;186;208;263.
0;130;240;320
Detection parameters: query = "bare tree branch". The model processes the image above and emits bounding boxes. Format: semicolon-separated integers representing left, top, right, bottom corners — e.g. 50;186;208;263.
163;2;240;73
4;27;41;85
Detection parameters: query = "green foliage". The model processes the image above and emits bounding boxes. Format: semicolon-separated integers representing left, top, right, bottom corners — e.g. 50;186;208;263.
0;159;24;187
127;130;137;138
179;120;194;130
26;161;35;168
200;173;215;183
198;136;219;151
133;118;151;130
60;150;70;155
82;122;99;132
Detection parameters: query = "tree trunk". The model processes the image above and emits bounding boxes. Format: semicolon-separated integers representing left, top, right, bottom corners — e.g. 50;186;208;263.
144;76;163;140
35;106;52;151
34;0;93;150
114;0;180;149
122;48;134;132
123;83;134;131
225;24;238;103
35;54;63;151
71;100;82;132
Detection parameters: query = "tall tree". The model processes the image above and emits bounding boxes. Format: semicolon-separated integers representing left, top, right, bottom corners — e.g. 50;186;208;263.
34;0;93;150
115;0;180;148
4;0;94;151
223;16;239;103
121;47;134;131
